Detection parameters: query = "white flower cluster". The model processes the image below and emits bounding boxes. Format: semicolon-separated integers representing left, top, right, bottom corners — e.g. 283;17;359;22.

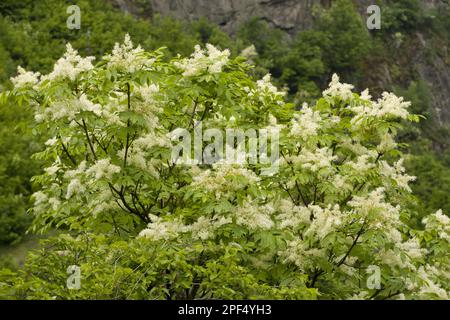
377;132;397;153
255;74;286;98
397;237;425;261
90;187;118;217
304;204;343;240
323;74;354;101
116;143;163;178
32;191;48;206
277;199;311;229
279;202;344;244
321;74;411;129
374;92;411;119
377;235;425;270
86;158;121;180
379;159;416;192
188;215;232;240
139;216;187;241
280;239;326;271
331;174;352;193
191;162;259;199
48;197;61;211
66;178;86;199
105;34;155;73
423;209;450;242
377;249;408;268
78;94;102;116
289;104;322;140
134;132;170;150
133;84;164;130
340;137;378;158
417;265;449;299
64;160;88;179
62;161;89;199
347;154;376;172
35;100;70;122
35;94;102;122
174;44;230;77
45;44;95;81
351;92;411;126
139;214;232;241
59;161;120;216
10;66;41;88
289;147;337;173
44;162;60;176
114;129;171;178
100;98;125;126
136;83;160;105
235;200;275;230
348;187;401;225
240;44;257;61
45;137;58;146
360;88;372;101
32;188;62;214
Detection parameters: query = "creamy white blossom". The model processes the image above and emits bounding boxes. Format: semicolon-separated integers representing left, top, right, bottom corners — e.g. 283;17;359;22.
45;44;95;81
240;44;258;62
139;216;187;241
66;178;86;199
323;74;354;101
377;133;397;153
290;104;322;140
32;191;48;206
304;204;343;240
174;44;230;76
348;155;376;172
79;94;102;116
417;266;449;299
191;162;259;199
348;187;401;225
104;34;155;73
45;137;58;146
280;239;326;271
277;199;311;229
290;147;337;173
10;66;40;88
86;158;121;180
256;74;286;97
379;159;416;192
351;92;411;127
236;200;275;230
423;209;450;242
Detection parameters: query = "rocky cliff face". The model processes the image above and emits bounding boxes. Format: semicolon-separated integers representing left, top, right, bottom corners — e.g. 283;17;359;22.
128;0;443;34
148;0;319;33
116;0;368;34
112;0;450;127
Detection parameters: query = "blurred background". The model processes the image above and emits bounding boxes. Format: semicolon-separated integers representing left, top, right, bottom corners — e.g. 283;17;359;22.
0;0;449;269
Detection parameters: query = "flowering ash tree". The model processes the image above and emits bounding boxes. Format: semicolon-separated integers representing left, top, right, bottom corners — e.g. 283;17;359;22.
0;35;448;300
